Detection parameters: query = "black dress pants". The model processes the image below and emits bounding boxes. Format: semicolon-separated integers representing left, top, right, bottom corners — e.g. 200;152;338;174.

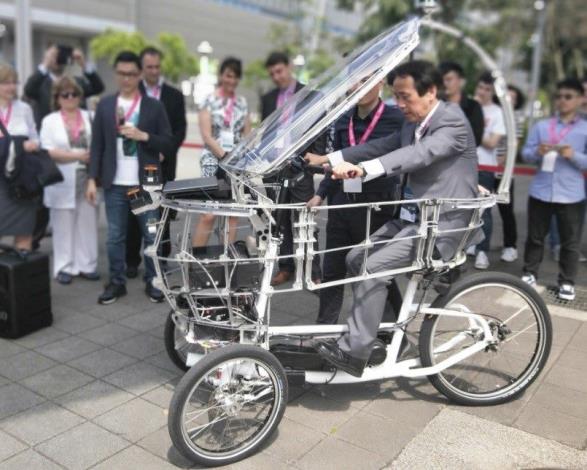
277;175;321;280
494;177;517;248
317;192;400;325
523;196;584;285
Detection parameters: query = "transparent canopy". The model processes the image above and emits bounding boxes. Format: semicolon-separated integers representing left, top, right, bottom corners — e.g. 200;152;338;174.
221;18;420;176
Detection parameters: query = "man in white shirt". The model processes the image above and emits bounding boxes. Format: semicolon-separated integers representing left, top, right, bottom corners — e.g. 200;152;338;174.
87;51;173;305
469;71;506;270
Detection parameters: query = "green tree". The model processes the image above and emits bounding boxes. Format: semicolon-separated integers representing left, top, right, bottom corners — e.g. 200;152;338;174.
243;17;335;95
338;0;586;93
90;29;199;83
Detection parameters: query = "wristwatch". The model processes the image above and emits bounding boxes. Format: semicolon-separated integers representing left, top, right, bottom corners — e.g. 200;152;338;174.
357;162;368;179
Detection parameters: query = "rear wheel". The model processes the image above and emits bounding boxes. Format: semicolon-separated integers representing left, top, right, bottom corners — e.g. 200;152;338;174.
164;311;189;372
419;272;551;406
168;344;288;467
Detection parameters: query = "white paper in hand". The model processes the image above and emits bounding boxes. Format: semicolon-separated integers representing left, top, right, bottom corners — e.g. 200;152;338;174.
541;150;557;173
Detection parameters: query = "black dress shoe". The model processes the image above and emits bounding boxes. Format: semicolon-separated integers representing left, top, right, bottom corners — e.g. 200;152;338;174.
56;271;73;285
98;283;127;305
126;265;139;279
79;271;101;281
316;340;366;378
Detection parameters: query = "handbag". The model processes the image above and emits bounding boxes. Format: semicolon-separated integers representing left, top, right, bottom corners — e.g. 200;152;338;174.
0;120;63;200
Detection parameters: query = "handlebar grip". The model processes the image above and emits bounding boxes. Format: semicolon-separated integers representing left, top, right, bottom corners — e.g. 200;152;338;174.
305;164;327;175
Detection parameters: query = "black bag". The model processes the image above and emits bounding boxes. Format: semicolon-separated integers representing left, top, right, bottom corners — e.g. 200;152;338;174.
0;243;52;338
0;120;63;200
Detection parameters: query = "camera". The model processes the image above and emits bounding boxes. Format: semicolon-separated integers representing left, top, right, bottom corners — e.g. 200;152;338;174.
56;45;73;66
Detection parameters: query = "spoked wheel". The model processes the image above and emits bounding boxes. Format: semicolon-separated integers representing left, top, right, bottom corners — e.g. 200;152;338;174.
164;311;190;372
168;344;288;467
419;272;552;406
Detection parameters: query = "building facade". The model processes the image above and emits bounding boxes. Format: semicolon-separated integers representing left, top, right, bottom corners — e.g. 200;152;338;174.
0;0;362;108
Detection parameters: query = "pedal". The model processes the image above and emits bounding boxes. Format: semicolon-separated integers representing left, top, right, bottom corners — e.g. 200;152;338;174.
367;338;387;366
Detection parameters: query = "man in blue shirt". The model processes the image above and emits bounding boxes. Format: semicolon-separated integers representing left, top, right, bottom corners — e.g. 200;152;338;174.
521;78;587;301
306;80;404;324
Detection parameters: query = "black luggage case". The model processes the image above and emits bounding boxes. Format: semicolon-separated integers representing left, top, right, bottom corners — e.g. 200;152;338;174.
0;247;52;338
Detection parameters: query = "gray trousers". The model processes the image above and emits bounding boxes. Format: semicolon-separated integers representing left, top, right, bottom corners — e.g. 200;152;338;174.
338;219;418;360
337;209;482;360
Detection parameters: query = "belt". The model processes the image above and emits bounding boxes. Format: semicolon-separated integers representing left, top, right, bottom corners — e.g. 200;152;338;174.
343;192;395;204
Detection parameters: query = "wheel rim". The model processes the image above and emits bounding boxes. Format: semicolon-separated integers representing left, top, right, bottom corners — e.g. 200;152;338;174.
428;282;547;400
179;357;282;459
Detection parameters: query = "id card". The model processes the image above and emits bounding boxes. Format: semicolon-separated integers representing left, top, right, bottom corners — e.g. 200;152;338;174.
541;150;557;173
400;186;418;223
220;130;235;152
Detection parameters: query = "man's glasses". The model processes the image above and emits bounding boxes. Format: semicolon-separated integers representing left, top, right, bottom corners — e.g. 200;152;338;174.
555;93;577;101
60;92;80;99
116;71;140;79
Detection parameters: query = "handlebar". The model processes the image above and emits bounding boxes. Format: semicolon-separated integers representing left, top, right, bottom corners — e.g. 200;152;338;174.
290;154;331;176
305;164;329;175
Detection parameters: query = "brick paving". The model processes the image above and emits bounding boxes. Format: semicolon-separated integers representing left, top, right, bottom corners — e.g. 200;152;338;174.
0;174;586;469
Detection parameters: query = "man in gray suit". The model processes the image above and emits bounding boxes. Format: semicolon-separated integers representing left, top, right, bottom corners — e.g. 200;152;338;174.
309;61;480;377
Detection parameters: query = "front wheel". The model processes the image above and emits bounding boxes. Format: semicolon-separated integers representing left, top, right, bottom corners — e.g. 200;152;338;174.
419;272;552;406
168;344;288;467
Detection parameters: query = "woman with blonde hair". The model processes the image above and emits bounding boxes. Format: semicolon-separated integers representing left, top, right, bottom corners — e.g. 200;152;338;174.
40;76;99;284
0;63;40;252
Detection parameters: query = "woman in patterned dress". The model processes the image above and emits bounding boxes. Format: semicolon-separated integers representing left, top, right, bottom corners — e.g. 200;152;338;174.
193;57;251;248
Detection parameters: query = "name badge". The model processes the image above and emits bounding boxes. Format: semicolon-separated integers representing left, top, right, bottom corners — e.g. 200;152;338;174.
541;150;557;173
400;186;418;223
220;130;235;152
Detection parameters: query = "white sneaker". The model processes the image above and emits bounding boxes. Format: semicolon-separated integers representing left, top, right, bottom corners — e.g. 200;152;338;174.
501;247;518;262
466;245;476;257
558;283;576;301
475;251;490;270
521;273;537;287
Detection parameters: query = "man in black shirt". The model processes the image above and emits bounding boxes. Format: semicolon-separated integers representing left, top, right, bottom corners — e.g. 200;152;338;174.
260;52;321;285
25;45;104;129
125;47;187;278
439;61;484;146
306;80;404;324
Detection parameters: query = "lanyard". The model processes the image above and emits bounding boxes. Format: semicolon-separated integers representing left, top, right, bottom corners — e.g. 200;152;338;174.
348;101;385;146
116;93;141;127
219;90;236;128
61;109;83;141
277;82;296;108
147;85;160;100
548;117;577;145
0;102;12;127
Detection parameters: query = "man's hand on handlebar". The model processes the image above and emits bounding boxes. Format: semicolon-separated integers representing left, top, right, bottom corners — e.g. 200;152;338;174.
332;161;363;180
304;152;329;166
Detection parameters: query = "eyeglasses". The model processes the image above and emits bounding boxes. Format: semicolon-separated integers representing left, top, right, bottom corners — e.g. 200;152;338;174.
60;92;80;99
116;71;140;79
555;93;577;100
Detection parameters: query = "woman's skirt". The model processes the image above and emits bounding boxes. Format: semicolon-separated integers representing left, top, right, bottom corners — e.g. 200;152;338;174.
0;179;38;236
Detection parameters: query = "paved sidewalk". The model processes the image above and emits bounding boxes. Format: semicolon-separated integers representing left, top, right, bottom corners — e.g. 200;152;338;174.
1;175;586;469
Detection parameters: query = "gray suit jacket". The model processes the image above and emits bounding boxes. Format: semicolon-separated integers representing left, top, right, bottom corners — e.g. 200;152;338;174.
340;101;482;259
